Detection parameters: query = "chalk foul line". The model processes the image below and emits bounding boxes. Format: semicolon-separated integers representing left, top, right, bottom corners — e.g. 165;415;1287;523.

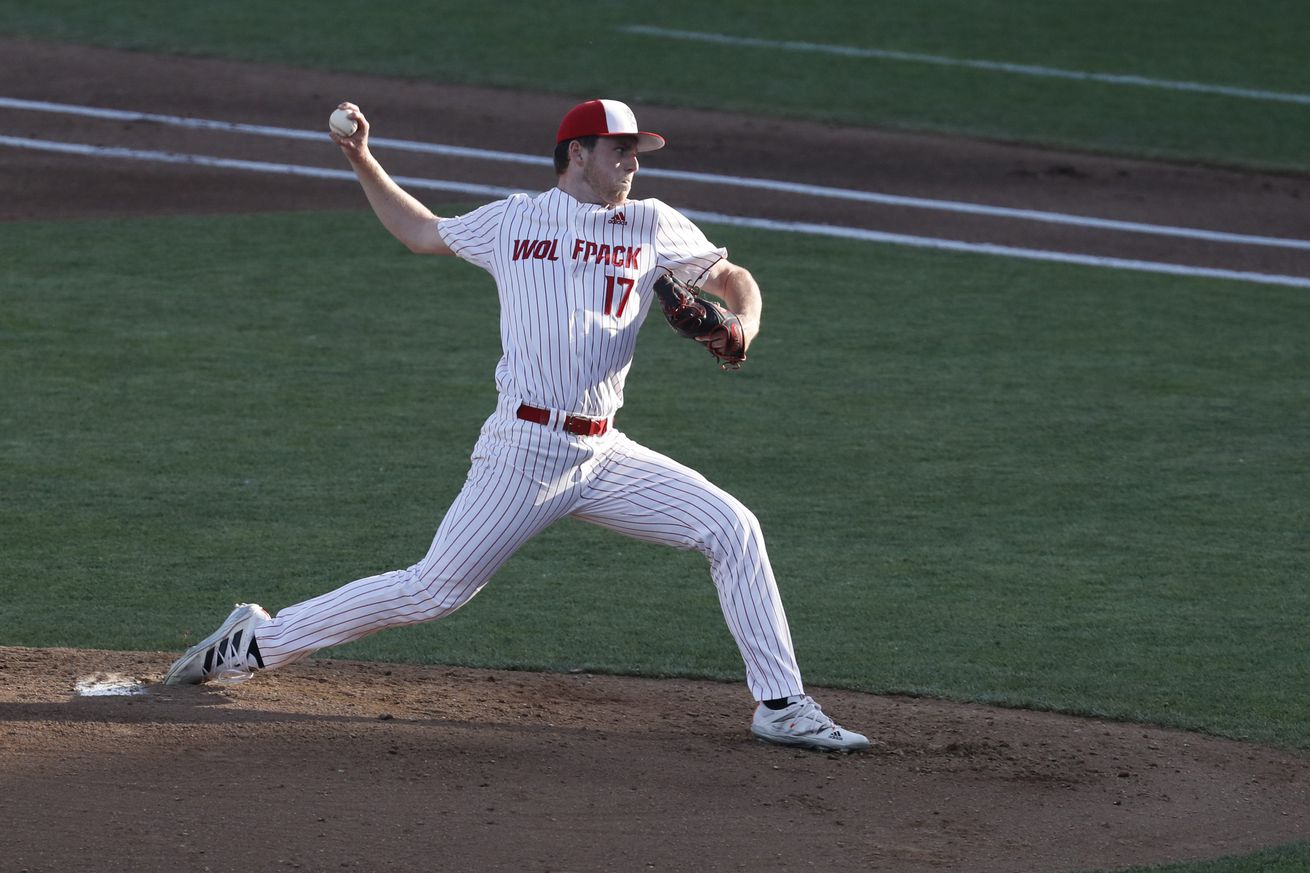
2;96;1307;253
3;134;1307;290
620;25;1310;107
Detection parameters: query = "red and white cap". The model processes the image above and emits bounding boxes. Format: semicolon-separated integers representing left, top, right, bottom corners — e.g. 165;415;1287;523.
556;99;666;153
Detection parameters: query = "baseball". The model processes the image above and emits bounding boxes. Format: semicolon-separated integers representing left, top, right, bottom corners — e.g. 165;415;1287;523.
329;107;357;137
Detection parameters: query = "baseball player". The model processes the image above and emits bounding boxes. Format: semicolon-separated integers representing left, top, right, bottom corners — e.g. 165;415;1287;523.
163;99;870;752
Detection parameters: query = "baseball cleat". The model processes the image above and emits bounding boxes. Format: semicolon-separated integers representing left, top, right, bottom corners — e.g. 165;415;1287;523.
162;603;270;685
751;695;872;752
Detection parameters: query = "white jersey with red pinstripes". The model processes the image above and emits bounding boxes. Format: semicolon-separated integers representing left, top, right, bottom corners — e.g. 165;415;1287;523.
437;188;726;419
252;184;807;703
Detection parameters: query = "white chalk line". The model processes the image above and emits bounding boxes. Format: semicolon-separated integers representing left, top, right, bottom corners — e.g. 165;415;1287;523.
682;209;1310;290
2;96;1308;253
0;135;519;200
3;134;1308;290
621;25;1310;107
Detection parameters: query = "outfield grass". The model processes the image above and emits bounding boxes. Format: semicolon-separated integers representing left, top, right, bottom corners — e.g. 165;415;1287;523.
2;0;1309;172
3;209;1307;767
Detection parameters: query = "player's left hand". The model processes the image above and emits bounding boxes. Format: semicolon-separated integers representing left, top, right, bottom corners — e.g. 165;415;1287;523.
652;274;748;369
693;303;747;369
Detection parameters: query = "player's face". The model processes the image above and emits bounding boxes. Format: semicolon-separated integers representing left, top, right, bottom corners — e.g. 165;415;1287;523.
581;136;640;206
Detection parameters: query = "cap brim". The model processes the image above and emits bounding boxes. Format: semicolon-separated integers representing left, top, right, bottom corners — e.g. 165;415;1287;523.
636;132;666;152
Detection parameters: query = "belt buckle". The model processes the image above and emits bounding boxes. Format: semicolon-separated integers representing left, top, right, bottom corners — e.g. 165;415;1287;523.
564;414;606;437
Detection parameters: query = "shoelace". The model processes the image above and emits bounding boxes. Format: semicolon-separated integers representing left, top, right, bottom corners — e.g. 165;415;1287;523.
786;697;837;734
204;629;258;683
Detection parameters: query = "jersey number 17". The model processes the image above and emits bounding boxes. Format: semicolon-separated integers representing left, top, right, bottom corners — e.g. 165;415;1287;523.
603;274;635;318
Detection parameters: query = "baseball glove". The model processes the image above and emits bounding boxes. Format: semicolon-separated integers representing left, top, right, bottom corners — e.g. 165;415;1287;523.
652;274;747;369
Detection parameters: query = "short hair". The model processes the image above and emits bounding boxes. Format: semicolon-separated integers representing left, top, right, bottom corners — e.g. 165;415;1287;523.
553;135;599;175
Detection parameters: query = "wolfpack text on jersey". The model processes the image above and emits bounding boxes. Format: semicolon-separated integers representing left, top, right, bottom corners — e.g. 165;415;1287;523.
438;189;725;419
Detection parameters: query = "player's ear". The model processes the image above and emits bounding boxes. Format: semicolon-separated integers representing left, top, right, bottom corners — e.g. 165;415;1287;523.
568;139;588;167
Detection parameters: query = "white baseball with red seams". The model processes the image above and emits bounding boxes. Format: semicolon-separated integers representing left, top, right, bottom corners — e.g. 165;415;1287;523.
328;107;357;137
254;186;807;701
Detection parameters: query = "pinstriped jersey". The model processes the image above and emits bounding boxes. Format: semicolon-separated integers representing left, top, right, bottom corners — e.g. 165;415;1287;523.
437;188;726;419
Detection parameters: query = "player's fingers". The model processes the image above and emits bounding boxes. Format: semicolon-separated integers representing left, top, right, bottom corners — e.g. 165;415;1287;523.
330;130;366;159
334;102;368;135
698;329;726;352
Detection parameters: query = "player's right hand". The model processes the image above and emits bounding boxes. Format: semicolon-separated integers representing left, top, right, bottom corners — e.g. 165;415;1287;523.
330;102;369;162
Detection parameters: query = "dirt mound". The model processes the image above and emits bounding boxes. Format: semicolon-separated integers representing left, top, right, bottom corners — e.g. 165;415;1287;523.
2;646;1306;872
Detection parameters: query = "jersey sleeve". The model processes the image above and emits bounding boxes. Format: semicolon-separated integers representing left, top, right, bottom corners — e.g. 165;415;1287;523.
651;200;729;283
436;196;516;273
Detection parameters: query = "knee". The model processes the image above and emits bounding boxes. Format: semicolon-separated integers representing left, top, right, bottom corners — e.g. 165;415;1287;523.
699;497;765;559
405;560;484;613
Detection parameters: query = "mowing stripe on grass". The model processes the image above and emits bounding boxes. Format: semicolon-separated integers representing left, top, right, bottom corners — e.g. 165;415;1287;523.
3;96;1308;253
620;25;1310;107
4;134;1310;290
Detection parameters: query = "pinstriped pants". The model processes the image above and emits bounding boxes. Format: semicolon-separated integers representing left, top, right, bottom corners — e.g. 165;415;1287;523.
256;396;805;701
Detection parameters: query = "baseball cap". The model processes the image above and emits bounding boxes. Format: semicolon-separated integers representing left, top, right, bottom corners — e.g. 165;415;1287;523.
556;99;666;152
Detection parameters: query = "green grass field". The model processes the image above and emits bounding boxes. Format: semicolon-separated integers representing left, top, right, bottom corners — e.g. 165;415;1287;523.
2;0;1309;171
3;3;1309;871
4;212;1307;752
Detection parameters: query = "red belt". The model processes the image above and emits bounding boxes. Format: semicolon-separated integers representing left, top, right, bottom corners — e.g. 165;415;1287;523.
516;403;609;437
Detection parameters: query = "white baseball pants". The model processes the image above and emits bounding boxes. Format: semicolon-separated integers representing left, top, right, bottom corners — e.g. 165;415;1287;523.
256;396;805;701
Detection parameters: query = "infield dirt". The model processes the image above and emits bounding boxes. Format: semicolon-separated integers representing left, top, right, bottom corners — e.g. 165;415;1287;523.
2;38;1308;873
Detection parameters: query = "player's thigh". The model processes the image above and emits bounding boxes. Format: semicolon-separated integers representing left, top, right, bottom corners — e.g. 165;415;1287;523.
415;438;579;586
572;436;759;552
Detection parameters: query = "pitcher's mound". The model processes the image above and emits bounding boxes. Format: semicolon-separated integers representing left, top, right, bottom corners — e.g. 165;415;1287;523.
1;646;1306;872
